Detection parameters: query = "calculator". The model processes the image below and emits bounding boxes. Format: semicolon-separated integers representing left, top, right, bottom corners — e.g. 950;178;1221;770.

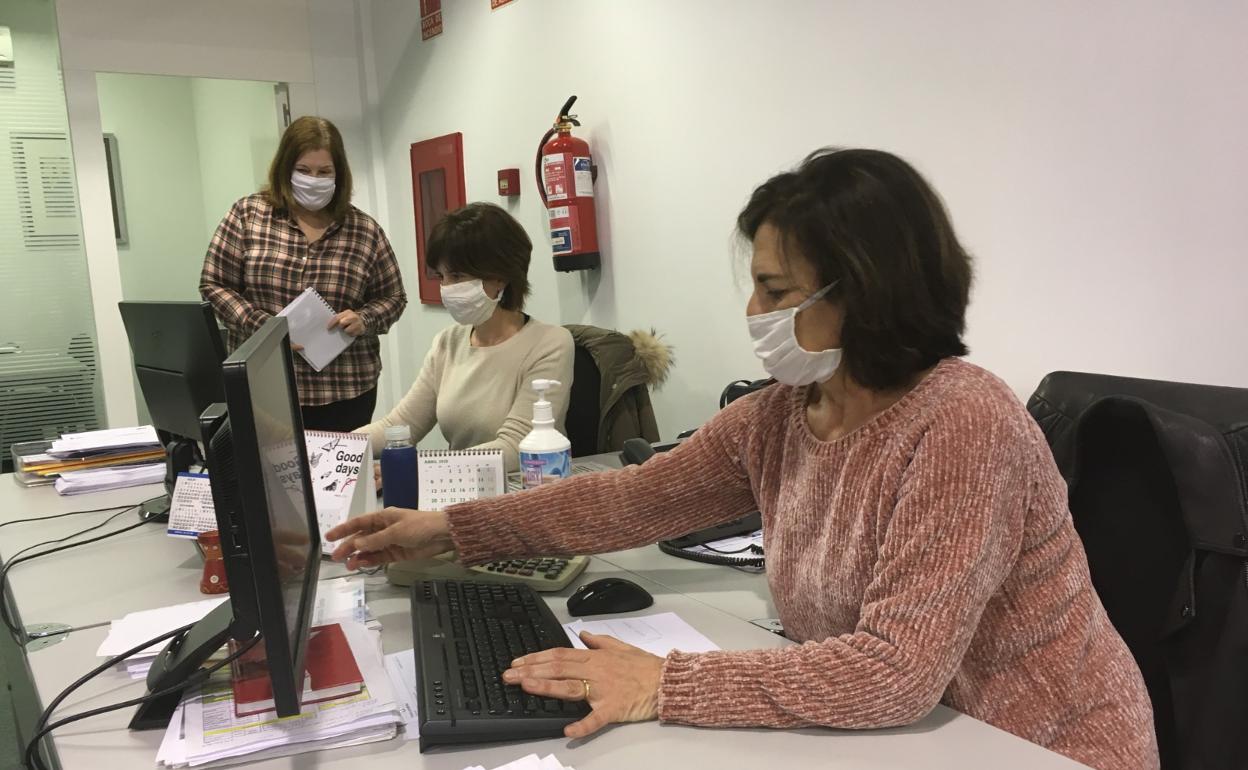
386;553;589;592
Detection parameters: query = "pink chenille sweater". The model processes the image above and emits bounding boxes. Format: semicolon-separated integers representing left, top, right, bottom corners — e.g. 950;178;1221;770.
447;358;1160;770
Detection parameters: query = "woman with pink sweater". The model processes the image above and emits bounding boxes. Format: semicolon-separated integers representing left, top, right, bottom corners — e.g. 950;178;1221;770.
328;149;1159;770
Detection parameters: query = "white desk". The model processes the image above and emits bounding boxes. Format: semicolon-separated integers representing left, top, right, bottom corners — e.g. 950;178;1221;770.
0;477;1087;769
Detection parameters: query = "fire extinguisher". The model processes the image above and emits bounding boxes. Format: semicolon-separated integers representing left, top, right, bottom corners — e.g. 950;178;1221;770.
536;95;600;272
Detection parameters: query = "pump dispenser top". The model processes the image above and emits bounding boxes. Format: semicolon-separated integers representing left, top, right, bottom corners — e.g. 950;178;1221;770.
519;379;571;489
530;379;559;424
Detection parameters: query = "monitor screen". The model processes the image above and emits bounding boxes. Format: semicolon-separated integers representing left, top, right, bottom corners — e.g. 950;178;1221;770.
217;315;321;715
248;337;317;650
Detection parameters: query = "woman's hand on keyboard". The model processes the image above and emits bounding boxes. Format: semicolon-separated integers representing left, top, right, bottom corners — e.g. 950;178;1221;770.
503;631;663;738
325;508;453;570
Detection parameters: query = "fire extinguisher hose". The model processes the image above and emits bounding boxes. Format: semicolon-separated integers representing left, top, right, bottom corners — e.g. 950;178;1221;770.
535;95;580;204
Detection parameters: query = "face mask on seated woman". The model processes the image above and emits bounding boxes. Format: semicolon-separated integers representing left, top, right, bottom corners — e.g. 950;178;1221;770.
747;282;841;386
440;279;502;327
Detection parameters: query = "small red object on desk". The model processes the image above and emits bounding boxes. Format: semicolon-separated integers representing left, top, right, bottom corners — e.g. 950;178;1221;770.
198;530;229;594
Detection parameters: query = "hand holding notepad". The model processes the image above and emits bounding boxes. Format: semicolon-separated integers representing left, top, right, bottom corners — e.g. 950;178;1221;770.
277;287;356;371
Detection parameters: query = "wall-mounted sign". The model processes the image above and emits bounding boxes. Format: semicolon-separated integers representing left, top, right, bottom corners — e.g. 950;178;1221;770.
421;0;443;40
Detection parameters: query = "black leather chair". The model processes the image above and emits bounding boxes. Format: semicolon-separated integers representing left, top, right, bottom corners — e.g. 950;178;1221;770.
564;344;601;457
1027;371;1248;770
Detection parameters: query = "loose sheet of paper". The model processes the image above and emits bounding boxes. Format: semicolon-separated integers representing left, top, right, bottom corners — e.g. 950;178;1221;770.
562;612;719;656
382;650;420;740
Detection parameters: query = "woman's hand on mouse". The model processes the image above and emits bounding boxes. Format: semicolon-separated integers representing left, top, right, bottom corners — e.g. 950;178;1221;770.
325;508;452;570
503;631;663;738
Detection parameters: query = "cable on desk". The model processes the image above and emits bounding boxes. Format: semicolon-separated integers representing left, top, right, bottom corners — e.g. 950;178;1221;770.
0;505;151;642
0;500;149;530
24;626;260;770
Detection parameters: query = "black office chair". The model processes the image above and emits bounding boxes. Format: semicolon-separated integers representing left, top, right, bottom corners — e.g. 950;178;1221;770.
564;344;602;457
1026;371;1248;770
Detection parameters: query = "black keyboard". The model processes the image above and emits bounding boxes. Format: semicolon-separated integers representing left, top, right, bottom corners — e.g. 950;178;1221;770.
410;579;591;751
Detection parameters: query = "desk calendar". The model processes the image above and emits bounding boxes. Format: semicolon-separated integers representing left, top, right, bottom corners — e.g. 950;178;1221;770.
417;449;505;511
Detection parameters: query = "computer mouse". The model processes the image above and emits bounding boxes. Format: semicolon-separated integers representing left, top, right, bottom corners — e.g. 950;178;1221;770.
567;577;654;617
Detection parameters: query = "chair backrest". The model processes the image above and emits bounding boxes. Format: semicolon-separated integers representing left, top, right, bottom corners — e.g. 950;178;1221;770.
564;343;602;457
1065;400;1187;766
1027;370;1248;770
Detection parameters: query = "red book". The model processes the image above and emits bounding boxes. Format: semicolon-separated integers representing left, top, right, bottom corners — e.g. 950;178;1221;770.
229;623;364;717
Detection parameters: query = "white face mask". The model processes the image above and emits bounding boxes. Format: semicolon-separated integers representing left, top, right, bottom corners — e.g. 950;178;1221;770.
291;171;336;211
440;279;502;327
747;282;841;386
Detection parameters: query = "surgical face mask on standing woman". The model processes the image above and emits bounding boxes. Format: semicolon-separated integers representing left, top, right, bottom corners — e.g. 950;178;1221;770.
747;282;842;386
291;171;336;211
440;279;502;327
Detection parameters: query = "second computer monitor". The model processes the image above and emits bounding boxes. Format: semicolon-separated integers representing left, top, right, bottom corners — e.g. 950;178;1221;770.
118;300;227;440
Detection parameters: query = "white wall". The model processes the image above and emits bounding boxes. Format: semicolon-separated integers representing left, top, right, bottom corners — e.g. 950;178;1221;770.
190;77;280;243
364;0;1248;439
97;73;210;303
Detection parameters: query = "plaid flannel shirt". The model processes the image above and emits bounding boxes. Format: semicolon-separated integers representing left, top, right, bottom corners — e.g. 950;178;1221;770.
200;194;407;406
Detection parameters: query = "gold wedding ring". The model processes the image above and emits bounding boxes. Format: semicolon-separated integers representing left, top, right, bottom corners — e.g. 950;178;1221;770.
581;679;591;700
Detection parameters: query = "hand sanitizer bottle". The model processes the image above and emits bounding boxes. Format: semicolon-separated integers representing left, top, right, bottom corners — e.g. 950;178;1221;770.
518;379;572;490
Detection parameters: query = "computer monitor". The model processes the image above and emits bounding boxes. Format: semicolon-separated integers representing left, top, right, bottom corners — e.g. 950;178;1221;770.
130;316;321;730
118;301;227;520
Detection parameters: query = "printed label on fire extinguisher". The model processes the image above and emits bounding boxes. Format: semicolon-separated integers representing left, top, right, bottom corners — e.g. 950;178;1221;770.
547;206;569;221
573;157;593;198
543;154;568;202
551;228;573;254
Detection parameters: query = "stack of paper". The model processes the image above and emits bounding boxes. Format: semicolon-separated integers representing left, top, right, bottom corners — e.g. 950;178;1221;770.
157;620;401;768
49;426;161;457
37;425;165;493
54;462;165;495
466;754;577;770
98;580;371;680
20;446;167;478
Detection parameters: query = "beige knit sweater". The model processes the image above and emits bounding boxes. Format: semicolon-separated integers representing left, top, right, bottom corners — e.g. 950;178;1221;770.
447;358;1160;770
360;319;574;472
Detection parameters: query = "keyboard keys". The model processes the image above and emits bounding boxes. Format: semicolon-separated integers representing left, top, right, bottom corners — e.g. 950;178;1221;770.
412;579;590;748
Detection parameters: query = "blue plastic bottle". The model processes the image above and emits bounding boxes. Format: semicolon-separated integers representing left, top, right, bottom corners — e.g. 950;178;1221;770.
380;425;418;509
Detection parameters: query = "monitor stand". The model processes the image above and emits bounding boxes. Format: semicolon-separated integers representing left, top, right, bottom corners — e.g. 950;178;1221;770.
128;601;239;730
139;438;199;523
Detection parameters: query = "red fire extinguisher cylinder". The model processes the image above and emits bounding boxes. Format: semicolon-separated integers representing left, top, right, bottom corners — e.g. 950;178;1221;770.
539;103;601;272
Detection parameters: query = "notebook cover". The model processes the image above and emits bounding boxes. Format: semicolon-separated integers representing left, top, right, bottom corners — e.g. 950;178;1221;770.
229;623;363;717
276;287;354;371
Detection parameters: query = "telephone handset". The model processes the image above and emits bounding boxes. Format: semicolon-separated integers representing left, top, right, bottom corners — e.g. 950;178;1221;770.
621;438;765;569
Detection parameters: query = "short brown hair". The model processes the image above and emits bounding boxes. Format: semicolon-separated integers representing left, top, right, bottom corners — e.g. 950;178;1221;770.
265;116;353;221
427;203;532;311
738;148;972;391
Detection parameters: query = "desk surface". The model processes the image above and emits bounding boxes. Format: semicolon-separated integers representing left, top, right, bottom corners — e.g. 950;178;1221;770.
0;476;1087;769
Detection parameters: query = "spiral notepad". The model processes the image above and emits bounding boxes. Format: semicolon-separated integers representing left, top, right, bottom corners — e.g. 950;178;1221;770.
417;449;505;511
277;287;354;371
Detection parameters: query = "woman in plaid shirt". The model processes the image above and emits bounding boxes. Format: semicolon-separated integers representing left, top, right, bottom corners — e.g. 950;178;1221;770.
200;116;407;431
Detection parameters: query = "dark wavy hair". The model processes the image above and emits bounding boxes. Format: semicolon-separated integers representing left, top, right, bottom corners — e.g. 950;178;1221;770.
738;148;972;391
427;203;532;311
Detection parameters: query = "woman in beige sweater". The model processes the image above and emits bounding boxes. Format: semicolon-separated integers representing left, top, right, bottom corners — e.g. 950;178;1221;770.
360;203;573;472
330;150;1159;769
